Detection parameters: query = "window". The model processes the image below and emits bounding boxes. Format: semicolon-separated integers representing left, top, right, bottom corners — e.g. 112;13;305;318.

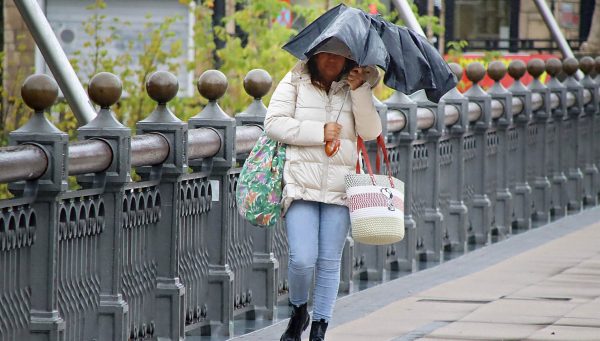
453;0;510;41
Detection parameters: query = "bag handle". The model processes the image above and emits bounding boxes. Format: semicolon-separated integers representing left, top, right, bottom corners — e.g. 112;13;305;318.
355;135;395;188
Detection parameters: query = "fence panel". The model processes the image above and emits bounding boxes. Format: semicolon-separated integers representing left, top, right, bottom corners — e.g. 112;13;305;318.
0;203;36;340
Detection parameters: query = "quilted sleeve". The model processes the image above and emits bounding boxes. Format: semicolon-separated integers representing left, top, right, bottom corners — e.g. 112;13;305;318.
350;83;382;141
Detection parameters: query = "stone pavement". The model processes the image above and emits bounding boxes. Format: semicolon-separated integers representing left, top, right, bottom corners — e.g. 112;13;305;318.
232;206;600;341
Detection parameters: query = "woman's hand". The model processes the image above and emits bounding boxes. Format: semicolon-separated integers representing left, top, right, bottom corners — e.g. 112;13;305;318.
324;122;342;142
347;67;366;90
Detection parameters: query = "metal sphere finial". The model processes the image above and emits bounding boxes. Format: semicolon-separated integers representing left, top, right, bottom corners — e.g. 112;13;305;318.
487;61;506;82
21;74;59;111
146;71;179;104
545;58;562;77
448;63;463;81
579;56;594;75
465;62;486;84
243;69;272;99
562;58;579;76
527;59;545;79
197;70;228;101
508;60;526;80
88;72;122;108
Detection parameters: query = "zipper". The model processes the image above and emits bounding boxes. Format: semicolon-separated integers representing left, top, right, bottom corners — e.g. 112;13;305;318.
320;83;349;200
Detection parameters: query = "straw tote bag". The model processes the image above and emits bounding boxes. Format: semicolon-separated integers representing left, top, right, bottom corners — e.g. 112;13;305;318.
345;135;405;245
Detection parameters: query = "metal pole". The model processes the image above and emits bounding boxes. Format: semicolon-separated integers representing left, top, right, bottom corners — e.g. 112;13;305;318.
390;0;427;100
533;0;583;79
14;0;96;124
390;0;427;38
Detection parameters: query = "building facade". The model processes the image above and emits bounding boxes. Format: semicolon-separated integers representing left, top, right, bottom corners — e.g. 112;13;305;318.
441;0;594;54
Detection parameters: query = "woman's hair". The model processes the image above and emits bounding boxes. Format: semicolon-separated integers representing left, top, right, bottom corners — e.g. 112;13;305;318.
307;56;357;91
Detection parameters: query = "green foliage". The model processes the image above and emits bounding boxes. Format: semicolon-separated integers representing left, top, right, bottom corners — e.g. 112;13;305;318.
0;36;34;198
482;50;503;64
1;35;35;146
72;0;187;131
445;40;468;62
0;184;10;199
1;0;445;133
213;0;297;114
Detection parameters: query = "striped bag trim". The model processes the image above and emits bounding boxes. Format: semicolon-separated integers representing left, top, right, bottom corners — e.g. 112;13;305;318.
347;190;404;213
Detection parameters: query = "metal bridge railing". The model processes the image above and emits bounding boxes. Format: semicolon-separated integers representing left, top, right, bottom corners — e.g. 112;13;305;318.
1;56;599;340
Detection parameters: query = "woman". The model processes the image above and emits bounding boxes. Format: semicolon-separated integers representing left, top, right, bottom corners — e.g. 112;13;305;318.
265;38;382;341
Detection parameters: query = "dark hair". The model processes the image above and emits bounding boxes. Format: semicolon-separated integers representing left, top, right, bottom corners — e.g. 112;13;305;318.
307;56;357;91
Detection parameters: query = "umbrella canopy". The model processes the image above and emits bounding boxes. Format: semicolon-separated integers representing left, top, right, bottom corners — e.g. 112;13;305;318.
282;4;457;103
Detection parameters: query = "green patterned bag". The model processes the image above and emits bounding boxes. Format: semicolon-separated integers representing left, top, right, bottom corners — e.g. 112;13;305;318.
236;131;286;227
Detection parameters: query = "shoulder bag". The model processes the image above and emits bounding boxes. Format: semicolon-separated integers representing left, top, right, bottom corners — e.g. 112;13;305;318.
345;135;405;245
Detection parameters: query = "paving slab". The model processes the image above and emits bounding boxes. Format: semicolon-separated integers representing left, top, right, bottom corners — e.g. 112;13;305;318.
457;298;579;325
524;325;600;341
424;321;542;340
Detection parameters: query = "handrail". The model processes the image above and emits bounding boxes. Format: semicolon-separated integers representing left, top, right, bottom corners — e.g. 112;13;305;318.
468;102;482;123
511;98;524;116
0;75;593;183
491;100;504;119
69;140;113;175
387;110;406;133
0;144;48;183
550;93;560;110
444;105;460;126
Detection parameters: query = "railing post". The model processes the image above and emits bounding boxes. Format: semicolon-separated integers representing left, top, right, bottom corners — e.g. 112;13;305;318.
77;73;131;341
382;91;418;272
561;58;585;212
188;70;235;336
235;69;270;126
486;61;513;239
578;57;599;206
235;69;280;320
136;71;187;340
8;75;68;340
463;62;493;245
439;63;469;253
409;91;444;262
527;59;552;223
507;60;533;230
545;59;569;218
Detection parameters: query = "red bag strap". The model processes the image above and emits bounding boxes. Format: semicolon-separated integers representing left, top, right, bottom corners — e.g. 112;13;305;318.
355;135;395;188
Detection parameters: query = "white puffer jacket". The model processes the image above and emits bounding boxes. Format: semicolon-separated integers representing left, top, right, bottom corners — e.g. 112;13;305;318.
265;61;382;214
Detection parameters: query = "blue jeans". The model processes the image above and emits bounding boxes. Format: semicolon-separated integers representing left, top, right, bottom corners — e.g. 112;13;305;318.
285;200;350;322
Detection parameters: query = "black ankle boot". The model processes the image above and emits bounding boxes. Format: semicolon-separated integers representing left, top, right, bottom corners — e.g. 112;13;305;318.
280;303;310;341
309;319;328;341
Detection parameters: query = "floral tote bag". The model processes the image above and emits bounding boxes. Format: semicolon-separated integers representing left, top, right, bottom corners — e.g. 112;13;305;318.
236;130;286;227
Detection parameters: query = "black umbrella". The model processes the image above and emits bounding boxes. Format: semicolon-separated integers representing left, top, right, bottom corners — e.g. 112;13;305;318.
282;4;457;103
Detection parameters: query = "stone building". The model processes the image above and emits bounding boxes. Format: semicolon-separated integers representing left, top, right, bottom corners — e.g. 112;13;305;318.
441;0;594;54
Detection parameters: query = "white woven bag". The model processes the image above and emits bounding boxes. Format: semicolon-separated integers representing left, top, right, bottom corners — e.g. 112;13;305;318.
345;135;405;245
